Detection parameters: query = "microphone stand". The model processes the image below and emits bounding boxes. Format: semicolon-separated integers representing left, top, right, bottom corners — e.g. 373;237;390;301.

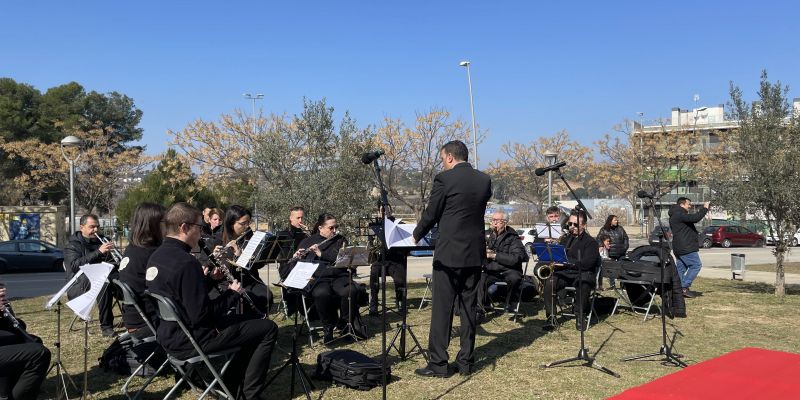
369;157;390;400
621;194;687;367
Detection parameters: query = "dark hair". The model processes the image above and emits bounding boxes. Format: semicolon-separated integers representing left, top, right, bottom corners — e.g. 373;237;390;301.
203;204;217;210
80;214;99;226
569;209;588;226
312;213;336;235
290;206;305;213
441;140;469;162
164;202;202;235
676;197;690;205
597;233;611;243
208;208;223;220
545;206;560;215
222;205;252;244
602;214;618;230
130;203;165;247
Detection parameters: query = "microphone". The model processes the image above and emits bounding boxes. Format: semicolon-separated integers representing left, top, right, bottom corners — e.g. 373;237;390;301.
637;190;654;199
361;149;385;164
534;161;567;176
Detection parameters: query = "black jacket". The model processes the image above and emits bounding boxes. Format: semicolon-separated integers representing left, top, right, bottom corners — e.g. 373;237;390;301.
145;237;239;356
557;231;601;283
118;245;158;330
295;233;347;280
413;162;492;268
63;231;113;299
668;204;708;256
597;225;629;259
485;226;529;272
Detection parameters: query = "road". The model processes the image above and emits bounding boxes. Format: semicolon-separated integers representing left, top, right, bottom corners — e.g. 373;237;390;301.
2;244;797;300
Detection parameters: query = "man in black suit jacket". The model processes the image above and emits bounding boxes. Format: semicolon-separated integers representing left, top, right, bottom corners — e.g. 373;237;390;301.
413;140;492;377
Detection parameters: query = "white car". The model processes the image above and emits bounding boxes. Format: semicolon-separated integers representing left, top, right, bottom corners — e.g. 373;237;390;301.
516;227;537;253
765;229;800;247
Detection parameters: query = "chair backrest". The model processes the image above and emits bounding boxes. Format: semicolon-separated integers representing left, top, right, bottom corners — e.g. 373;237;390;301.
112;279;159;335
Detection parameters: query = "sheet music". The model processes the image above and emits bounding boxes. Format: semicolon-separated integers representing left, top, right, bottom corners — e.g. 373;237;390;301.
335;246;370;267
535;223;562;240
385;218;430;248
283;261;318;289
65;262;114;320
236;230;268;268
46;270;84;309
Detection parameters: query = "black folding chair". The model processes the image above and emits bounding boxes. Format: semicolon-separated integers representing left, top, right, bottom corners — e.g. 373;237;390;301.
147;291;240;400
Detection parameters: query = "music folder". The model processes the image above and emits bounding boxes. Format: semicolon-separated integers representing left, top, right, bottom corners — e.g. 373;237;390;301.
533;243;568;264
335;246;370;268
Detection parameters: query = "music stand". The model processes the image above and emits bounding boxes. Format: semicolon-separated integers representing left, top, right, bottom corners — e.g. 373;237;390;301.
266;283;315;400
534;242;567;327
385;247;429;362
254;234;295;314
329;246;370;344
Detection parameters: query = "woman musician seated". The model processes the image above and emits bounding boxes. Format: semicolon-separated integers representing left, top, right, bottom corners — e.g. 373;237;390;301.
291;213;366;343
207;205;273;317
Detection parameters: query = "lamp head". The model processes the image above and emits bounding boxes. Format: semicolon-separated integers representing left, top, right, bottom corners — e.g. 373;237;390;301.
459;61;470;67
60;135;83;147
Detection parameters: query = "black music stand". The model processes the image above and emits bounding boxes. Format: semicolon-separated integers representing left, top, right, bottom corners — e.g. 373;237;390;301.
534;242;566;328
621;195;687;367
386;247;430;362
266;284;315;400
255;235;295;314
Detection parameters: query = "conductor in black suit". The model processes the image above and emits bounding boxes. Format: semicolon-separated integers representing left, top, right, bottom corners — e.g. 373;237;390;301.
412;140;492;377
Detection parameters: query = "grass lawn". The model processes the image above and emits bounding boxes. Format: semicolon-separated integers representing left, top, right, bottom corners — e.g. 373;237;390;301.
8;277;799;400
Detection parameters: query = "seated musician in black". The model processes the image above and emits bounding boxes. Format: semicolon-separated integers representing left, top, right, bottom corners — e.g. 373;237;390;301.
0;284;51;400
118;202;165;337
533;206;562;244
480;211;528;313
368;216;408;316
209;205;273;316
543;209;600;331
146;202;278;400
294;213;366;343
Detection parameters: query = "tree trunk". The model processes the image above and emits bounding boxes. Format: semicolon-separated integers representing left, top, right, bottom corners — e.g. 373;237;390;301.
775;247;786;297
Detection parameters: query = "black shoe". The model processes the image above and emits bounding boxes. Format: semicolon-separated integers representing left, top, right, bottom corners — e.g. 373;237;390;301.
323;326;334;343
101;327;115;337
682;288;695;298
458;366;473;376
414;366;451;378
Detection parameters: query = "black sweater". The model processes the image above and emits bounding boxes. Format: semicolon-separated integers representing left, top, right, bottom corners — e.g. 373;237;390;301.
118;244;158;330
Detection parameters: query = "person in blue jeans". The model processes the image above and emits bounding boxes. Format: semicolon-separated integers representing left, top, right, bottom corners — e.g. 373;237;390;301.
668;197;710;297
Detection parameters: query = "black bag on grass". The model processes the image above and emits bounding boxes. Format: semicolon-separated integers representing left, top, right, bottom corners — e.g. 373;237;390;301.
315;349;389;390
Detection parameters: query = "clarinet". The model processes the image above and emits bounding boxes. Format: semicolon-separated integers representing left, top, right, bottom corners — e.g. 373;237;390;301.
2;302;39;343
198;238;267;319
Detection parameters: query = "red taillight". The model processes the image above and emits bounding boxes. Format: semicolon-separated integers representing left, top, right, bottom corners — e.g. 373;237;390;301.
519;236;525;241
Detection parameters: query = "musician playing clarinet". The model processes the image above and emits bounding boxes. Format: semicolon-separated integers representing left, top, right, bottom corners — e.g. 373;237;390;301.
146;203;277;400
0;283;51;400
543;209;599;332
293;213;366;343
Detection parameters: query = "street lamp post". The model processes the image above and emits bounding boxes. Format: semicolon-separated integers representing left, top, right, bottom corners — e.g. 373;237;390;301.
459;61;479;169
60;135;83;234
544;151;558;206
637;112;645;236
243;93;264;228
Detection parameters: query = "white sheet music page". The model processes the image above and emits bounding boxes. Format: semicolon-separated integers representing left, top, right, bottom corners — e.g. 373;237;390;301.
65;262;114;321
284;261;318;289
384;218;430;248
46;270;84;309
236;230;268;268
535;223;562;240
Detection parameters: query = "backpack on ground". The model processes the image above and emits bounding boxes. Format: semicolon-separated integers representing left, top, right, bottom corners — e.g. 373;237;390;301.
315;349;390;390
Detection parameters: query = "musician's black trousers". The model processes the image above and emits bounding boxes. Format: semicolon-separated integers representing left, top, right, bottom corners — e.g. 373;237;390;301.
311;276;364;327
479;268;523;309
198;318;278;400
543;274;593;328
369;261;407;310
428;265;481;374
0;332;51;400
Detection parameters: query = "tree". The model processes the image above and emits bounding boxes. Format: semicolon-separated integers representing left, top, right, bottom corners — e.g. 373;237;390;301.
375;109;477;217
115;149;218;224
171;98;376;237
487;130;593;219
705;71;800;297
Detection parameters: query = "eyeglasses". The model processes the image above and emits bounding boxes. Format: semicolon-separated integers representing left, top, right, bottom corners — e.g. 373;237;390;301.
567;222;579;227
236;220;251;227
491;219;507;223
324;225;339;230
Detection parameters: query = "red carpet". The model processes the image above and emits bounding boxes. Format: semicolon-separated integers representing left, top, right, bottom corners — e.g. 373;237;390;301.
610;347;800;400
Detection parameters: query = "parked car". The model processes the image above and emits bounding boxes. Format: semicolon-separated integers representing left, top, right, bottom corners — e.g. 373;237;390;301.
701;225;765;248
765;229;800;247
648;224;673;246
0;240;64;273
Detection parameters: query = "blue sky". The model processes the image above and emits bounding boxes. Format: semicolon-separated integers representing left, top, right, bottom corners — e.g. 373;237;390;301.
2;1;798;165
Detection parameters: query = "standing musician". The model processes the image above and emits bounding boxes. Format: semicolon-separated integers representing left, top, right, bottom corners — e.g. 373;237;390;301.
543;209;600;332
0;283;51;400
210;205;273;316
145;203;278;400
293;213;366;343
412;140;492;378
480;210;528;313
367;215;407;316
64;213;118;337
118;203;165;336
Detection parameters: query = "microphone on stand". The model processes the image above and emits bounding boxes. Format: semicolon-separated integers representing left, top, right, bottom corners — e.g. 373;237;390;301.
535;161;567;176
637;190;655;199
361;149;385;164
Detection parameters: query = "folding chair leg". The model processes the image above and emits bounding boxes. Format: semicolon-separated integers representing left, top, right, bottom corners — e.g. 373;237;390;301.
198;356;237;400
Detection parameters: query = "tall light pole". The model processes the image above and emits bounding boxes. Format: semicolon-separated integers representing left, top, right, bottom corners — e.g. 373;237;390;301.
60;135;83;234
243;93;264;228
459;61;479;169
690;106;708;196
637;112;645;236
544;151;558;206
